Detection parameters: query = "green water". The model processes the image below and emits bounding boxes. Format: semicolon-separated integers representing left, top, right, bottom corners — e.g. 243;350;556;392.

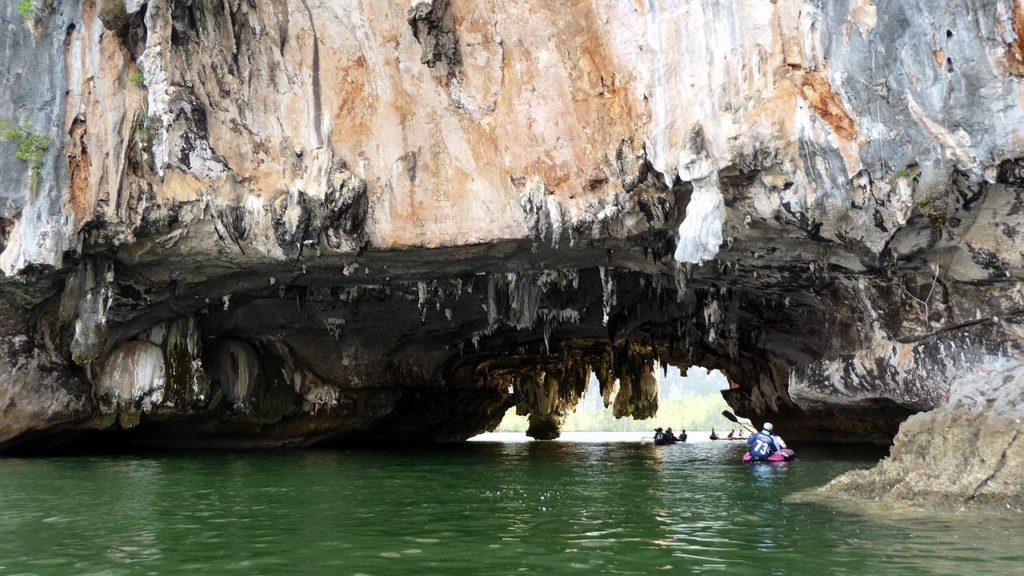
0;441;1021;575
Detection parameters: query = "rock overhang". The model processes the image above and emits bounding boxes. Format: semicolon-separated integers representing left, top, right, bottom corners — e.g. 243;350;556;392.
0;0;1023;450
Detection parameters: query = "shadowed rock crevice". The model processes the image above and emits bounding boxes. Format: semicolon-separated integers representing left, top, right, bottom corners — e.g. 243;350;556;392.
407;0;460;72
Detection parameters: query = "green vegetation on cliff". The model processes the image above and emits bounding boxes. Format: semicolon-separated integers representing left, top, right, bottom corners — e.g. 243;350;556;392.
0;119;49;187
17;0;35;19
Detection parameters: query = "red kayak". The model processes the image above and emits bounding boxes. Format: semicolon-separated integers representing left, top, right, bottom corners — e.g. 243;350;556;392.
743;448;796;463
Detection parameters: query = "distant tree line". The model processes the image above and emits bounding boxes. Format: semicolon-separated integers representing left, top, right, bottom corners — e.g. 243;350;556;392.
496;393;738;433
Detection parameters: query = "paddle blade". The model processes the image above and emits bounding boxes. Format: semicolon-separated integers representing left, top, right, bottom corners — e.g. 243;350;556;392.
722;410;757;432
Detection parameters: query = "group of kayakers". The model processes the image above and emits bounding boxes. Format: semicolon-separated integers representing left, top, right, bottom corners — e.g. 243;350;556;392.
652;427;687;445
651;421;790;462
709;428;748;440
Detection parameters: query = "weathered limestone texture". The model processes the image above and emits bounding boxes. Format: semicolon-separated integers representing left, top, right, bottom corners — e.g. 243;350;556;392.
0;0;1023;459
821;363;1024;512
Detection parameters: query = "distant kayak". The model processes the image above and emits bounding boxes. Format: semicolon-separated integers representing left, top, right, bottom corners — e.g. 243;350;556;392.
710;437;748;441
743;448;796;463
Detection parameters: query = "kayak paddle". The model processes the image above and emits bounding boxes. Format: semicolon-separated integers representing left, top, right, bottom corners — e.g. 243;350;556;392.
721;410;758;434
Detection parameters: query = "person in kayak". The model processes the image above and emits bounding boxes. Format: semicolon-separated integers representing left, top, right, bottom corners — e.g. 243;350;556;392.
746;422;786;460
710;427;719;440
664;428;678;444
679;429;687;442
654;427;666;445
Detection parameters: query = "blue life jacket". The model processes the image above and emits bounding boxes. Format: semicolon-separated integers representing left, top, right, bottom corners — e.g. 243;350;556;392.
747;431;777;459
654;432;666;445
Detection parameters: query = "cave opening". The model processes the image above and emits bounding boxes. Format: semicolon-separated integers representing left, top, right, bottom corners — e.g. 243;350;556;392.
490;364;739;439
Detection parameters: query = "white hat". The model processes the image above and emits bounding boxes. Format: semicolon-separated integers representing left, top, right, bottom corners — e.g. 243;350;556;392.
763;422;774;432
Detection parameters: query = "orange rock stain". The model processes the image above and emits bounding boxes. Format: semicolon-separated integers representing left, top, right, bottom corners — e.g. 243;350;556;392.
799;71;857;140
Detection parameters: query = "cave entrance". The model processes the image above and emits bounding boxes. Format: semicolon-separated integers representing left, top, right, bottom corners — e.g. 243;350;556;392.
492;365;739;439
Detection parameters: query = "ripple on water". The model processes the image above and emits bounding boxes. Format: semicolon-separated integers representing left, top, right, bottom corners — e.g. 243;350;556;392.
0;443;1015;575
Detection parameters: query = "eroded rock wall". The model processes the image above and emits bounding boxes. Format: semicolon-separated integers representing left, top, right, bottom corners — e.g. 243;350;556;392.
0;0;1023;449
820;363;1024;511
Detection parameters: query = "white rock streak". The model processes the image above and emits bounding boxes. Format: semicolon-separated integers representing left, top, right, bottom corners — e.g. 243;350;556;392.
673;181;724;264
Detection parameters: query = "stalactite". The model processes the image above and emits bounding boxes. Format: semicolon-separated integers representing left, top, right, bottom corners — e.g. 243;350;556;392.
600;266;617;326
508;273;540;329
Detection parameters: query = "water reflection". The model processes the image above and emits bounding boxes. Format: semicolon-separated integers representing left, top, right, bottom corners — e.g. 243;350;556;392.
0;443;1017;575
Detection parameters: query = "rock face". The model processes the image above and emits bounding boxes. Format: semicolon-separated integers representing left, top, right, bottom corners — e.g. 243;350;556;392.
0;0;1023;454
820;363;1024;512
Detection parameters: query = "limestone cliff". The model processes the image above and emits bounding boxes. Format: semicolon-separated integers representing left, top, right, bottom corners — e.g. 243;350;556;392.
0;0;1023;463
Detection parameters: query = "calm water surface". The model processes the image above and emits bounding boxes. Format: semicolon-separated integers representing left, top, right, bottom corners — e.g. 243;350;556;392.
0;438;1021;575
